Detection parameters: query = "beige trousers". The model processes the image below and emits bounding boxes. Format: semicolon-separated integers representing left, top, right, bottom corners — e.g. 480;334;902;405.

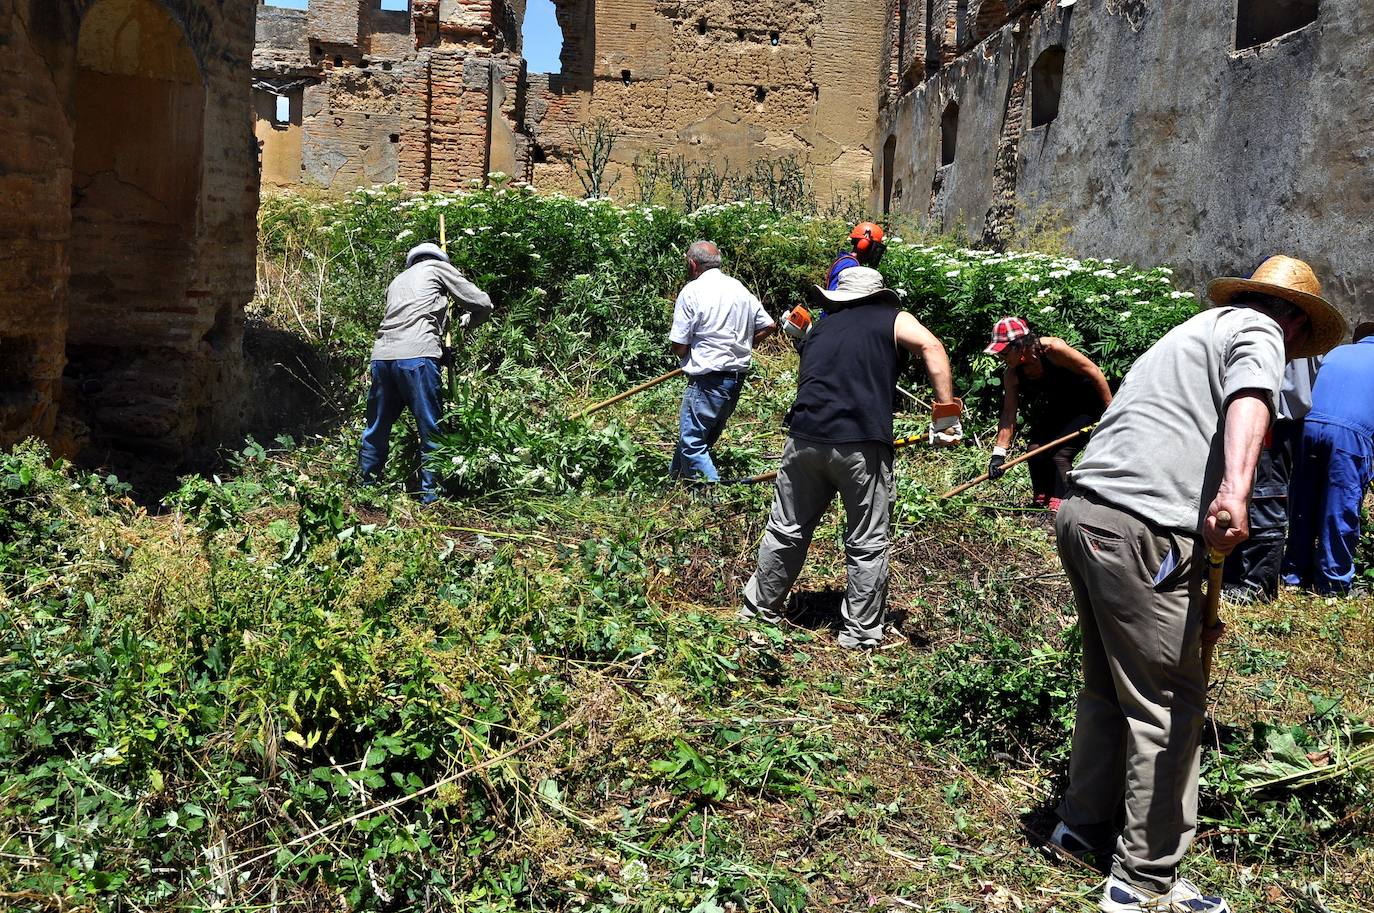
1054;492;1207;894
742;437;893;647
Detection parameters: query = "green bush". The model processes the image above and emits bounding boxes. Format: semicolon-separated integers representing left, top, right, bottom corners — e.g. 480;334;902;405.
258;186;1199;493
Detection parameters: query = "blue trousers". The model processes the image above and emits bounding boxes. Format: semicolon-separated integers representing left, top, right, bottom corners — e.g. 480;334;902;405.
1282;419;1373;594
670;372;744;483
359;357;443;502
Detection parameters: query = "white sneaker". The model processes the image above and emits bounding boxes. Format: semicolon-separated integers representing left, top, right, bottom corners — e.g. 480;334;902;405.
1048;821;1098;857
1099;875;1231;912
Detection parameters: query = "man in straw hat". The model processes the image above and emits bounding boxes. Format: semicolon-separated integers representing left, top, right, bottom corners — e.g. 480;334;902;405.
739;267;963;648
1281;319;1374;595
1047;255;1345;912
359;242;493;504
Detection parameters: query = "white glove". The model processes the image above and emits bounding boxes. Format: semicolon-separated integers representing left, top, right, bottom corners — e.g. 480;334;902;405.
458;311;473;329
929;415;964;447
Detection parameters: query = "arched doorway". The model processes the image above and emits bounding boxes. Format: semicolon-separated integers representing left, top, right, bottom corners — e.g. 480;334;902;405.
67;0;205;453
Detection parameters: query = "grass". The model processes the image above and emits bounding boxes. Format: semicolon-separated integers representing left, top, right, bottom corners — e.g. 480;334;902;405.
2;189;1372;912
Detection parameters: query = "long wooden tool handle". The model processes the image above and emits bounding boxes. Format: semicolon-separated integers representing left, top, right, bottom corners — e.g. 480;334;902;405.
734;433;927;486
940;424;1096;499
572;368;685;421
1201;509;1232;683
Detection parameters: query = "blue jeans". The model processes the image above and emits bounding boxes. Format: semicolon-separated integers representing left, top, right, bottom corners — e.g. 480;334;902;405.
670;372;744;483
1282;418;1374;594
359;357;444;502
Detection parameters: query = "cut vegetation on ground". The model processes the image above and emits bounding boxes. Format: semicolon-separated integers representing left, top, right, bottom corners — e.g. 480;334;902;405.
2;186;1371;912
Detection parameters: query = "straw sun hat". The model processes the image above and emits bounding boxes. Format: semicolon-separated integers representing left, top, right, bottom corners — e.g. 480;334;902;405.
1207;255;1348;358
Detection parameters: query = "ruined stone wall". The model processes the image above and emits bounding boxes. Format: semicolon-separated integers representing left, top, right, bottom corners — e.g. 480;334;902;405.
875;0;1374;326
254;0;888;202
0;0;257;460
525;0;888;201
254;0;527;192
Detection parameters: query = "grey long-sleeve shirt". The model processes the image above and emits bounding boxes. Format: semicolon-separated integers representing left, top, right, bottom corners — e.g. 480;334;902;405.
370;259;493;361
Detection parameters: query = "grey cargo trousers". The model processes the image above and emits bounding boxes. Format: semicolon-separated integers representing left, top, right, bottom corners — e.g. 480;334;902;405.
742;437;893;647
1054;492;1207;894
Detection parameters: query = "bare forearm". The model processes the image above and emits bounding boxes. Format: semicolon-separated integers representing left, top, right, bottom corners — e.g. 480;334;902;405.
923;344;955;404
1219;393;1271;501
1091;369;1113;408
753;324;777;346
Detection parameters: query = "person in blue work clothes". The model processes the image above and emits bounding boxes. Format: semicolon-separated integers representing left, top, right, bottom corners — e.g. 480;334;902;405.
359;242;493;503
669;241;777;483
1283;320;1374;594
825;222;887;290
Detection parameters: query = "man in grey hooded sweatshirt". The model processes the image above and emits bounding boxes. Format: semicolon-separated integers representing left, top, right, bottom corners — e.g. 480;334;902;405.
359;242;492;503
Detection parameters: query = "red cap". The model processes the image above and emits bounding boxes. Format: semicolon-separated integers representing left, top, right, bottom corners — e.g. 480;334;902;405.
984;316;1032;354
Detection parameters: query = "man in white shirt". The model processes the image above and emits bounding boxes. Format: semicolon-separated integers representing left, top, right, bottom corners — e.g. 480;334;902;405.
669;241;776;482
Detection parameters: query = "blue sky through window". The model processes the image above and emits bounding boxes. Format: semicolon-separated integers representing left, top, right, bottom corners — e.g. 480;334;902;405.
380;0;408;10
523;0;563;74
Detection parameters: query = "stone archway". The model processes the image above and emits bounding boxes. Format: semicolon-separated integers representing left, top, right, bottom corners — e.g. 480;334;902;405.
66;0;206;455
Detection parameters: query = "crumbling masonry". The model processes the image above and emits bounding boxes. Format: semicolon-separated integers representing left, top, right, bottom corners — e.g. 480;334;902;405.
874;0;1374;324
3;0;1373;461
1;0;258;460
251;0;886;199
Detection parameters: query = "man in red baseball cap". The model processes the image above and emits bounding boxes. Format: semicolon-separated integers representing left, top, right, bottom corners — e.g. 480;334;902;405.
983;317;1112;511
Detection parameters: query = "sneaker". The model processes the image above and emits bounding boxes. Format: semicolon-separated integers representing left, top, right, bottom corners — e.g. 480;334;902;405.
1099;875;1230;912
1047;821;1098;858
738;602;782;626
1047;497;1063;513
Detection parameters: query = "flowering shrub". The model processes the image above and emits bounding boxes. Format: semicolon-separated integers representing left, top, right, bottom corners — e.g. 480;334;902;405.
880;243;1198;401
259;184;1201;490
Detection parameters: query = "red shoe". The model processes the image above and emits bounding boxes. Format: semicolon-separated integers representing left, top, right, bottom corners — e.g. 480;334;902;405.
1048;497;1063;513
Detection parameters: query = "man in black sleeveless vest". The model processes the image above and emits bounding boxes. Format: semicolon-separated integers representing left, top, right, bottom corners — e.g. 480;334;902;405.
741;267;963;648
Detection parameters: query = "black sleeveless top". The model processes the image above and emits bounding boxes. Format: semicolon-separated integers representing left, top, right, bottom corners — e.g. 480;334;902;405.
1016;355;1104;431
787;304;905;447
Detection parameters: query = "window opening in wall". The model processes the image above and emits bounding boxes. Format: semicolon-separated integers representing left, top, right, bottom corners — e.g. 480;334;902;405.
706;81;715;94
770;31;780;45
956;0;969;47
1030;46;1065;127
1236;0;1319;50
274;95;291;125
940;100;959;166
698;18;707;35
924;0;941;74
621;69;632;85
737;29;746;40
522;0;564;74
389;133;400;143
263;0;308;9
882;135;897;214
379;0;408;11
755;85;768;103
333;55;343;66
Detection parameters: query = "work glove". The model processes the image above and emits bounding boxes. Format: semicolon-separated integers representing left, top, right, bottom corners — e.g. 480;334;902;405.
438;346;456;369
458;311;473;330
988;446;1008;480
928;398;964;447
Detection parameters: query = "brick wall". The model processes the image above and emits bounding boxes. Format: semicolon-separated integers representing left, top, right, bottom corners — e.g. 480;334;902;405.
2;0;258;461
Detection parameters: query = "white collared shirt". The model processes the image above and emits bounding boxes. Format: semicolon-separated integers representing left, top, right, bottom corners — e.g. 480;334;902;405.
669;269;773;375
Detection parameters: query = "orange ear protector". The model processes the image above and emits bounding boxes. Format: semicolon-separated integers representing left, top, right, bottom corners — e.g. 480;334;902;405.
849;221;885;255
